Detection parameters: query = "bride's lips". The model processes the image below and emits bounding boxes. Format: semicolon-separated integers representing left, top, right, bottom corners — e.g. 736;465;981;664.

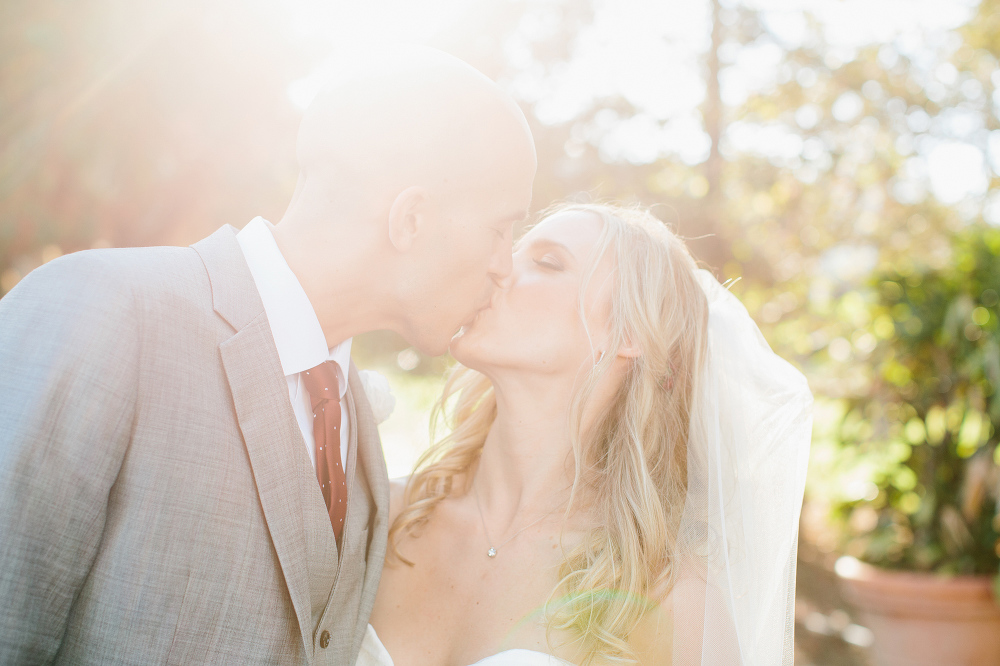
457;295;496;334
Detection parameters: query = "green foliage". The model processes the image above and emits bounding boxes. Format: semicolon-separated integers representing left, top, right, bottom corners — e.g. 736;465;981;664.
827;226;1000;575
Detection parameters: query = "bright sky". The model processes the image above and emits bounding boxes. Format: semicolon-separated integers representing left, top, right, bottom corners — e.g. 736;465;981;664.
278;0;988;209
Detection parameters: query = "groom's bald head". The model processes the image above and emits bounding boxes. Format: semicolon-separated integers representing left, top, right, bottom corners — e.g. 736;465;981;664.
295;48;535;210
275;47;536;355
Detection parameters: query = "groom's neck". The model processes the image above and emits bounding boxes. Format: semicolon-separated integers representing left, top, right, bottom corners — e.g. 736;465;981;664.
272;215;396;348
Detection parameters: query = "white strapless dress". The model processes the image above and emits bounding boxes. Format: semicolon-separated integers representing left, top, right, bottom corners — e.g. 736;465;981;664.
356;624;576;666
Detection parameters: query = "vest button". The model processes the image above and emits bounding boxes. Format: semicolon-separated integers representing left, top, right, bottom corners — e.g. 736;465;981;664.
319;630;330;649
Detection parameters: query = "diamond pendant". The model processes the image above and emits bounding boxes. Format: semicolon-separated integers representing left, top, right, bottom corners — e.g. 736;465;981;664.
487;547;497;558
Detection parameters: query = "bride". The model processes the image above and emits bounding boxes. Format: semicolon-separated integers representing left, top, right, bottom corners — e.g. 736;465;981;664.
360;203;812;665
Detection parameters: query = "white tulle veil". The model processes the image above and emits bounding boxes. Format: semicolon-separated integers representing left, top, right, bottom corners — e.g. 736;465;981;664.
670;270;813;665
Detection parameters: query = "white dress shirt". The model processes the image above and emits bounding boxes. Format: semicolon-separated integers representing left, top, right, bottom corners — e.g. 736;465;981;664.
237;217;351;470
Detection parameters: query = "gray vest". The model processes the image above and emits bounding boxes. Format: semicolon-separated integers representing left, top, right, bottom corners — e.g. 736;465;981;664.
302;379;380;665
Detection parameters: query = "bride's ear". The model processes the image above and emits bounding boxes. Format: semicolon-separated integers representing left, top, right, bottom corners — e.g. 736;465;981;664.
614;331;642;359
616;342;642;359
387;186;429;251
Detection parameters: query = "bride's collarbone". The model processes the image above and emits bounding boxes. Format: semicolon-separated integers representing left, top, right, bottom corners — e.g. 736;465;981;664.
396;493;582;572
380;520;576;663
393;522;564;605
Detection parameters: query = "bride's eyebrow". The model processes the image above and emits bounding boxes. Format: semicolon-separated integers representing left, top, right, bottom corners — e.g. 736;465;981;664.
527;238;575;262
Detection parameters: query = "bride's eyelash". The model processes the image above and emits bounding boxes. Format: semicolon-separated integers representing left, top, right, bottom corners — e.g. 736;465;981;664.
534;256;563;270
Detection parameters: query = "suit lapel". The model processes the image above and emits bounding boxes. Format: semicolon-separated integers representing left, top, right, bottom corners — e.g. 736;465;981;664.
346;366;390;617
194;226;391;658
340;374;362;560
193;227;315;659
192;226;261;332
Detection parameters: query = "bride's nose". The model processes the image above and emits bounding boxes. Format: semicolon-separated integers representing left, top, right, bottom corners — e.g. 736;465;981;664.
494;248;529;291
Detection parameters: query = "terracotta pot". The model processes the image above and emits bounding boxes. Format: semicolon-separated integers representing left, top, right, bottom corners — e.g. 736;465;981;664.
835;556;1000;666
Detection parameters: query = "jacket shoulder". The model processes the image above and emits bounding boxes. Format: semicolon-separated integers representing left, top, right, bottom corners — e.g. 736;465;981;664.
12;245;205;294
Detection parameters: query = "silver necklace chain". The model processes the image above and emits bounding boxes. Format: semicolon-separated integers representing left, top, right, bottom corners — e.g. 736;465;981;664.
471;481;562;559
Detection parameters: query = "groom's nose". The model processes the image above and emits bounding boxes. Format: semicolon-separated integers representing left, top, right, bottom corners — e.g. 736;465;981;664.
487;243;513;285
492;256;516;292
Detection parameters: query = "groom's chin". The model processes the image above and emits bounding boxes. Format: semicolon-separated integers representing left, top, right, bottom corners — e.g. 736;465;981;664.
448;326;487;365
447;326;468;356
407;330;456;359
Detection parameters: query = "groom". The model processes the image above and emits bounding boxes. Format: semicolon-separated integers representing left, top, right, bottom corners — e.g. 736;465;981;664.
0;49;535;664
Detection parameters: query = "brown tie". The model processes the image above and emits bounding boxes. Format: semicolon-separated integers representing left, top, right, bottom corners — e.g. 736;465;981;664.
302;362;347;542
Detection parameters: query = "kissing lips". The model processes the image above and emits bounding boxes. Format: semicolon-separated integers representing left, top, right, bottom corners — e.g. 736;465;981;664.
455;296;496;338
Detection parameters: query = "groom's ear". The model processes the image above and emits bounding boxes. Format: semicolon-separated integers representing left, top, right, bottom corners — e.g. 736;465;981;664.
387;186;429;252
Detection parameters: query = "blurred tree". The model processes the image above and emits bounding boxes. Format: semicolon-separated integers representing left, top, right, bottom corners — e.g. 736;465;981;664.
747;0;999;393
489;0;996;389
820;225;1000;575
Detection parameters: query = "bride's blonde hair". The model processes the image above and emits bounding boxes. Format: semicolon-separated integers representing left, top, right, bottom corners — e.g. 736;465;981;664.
388;202;709;664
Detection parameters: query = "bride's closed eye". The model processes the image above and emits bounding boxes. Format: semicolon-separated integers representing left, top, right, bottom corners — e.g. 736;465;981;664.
534;254;564;271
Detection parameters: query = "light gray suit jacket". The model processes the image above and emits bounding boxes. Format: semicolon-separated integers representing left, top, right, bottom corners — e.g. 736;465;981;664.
0;226;390;664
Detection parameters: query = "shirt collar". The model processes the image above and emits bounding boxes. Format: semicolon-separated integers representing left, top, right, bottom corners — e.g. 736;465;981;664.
236;217;352;397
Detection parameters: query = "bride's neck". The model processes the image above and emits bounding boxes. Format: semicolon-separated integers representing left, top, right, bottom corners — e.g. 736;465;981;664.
472;374;578;521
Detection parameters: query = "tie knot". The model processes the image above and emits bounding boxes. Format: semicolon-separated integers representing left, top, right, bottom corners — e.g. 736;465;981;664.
302;361;340;410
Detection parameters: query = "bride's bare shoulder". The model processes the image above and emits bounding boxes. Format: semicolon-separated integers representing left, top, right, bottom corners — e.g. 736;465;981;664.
630;573;743;666
627;575;712;666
